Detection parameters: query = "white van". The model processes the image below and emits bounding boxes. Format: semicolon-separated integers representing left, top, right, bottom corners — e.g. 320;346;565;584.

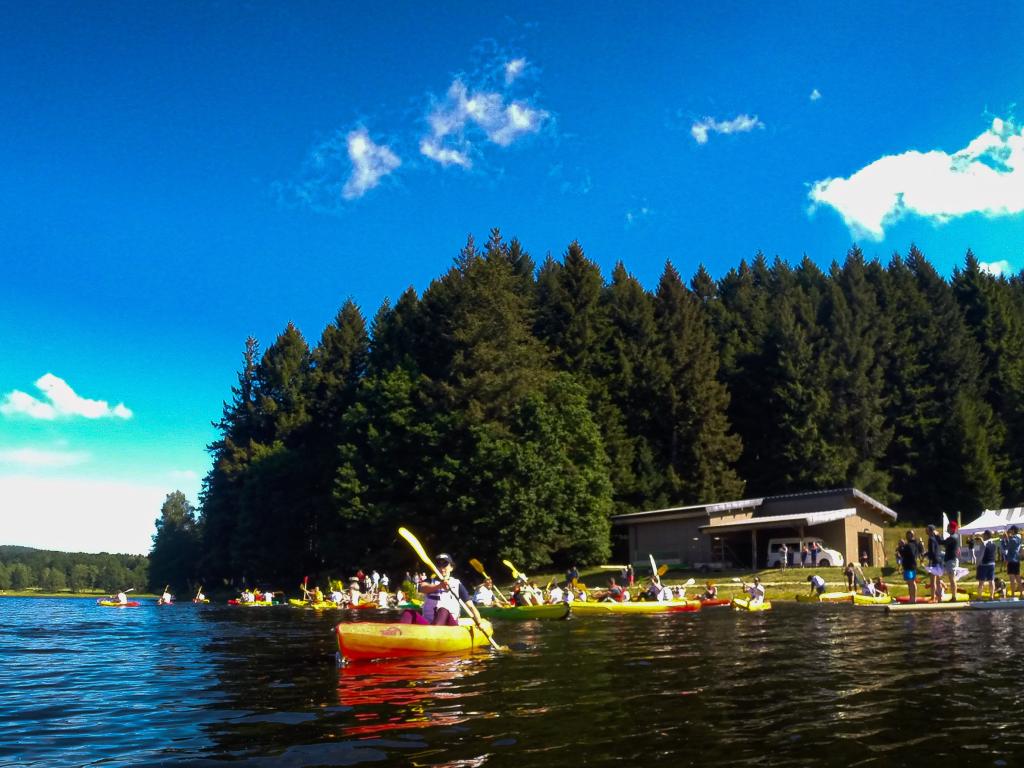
766;538;844;568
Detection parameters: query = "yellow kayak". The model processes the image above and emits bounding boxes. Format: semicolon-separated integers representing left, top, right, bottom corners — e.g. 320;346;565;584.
288;598;338;610
571;599;701;615
853;593;893;606
732;598;772;611
335;618;495;661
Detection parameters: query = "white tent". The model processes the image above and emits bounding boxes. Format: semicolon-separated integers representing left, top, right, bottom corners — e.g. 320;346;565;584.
959;507;1024;536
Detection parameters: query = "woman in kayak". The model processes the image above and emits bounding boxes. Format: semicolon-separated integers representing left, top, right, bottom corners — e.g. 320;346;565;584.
416;553;484;627
701;581;718;600
744;577;765;606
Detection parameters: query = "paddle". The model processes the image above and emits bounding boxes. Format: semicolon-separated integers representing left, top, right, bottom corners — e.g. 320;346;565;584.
468;558;511;605
398;527;502;652
502;558;526;581
194;585;204;602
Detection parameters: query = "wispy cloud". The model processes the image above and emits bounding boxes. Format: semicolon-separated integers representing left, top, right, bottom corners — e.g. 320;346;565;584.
809;117;1024;240
169;469;199;482
1;374;132;420
342;128;401;200
0;447;91;468
504;57;527;85
691;114;764;145
420;71;548;169
625;206;653;227
810;88;822;101
981;260;1014;276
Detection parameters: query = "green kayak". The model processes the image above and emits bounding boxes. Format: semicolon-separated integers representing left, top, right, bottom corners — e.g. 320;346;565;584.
477;603;571;620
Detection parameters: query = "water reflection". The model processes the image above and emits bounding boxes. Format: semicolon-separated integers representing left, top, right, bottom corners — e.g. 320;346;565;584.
337;654;484;738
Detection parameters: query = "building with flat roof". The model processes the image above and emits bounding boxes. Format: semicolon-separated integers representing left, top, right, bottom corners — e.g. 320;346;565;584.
612;488;897;571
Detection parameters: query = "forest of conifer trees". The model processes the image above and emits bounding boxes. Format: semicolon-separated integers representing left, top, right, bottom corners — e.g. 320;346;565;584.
149;230;1024;594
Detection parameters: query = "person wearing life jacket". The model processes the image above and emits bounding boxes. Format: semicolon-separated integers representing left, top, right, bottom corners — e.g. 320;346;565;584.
160;589;173;605
312;586;324;604
474;578;496;607
745;577;766;606
701;581;718;600
602;577;626;602
416;553;482;626
116;590;128;605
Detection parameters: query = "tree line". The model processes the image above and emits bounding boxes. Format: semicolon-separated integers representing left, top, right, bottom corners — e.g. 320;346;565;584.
0;546;148;593
149;231;1024;594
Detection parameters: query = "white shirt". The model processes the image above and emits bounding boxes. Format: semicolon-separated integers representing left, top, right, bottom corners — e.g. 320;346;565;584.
747;583;765;604
548;586;563;603
474;585;495;606
810;575;826;590
161;592;172;603
117;592;128;604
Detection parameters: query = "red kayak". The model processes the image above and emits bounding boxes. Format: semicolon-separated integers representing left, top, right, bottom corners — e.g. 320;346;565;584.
699;598;731;608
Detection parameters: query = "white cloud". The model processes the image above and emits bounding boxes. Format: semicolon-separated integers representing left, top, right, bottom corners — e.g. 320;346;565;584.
809;118;1024;240
1;374;133;420
0;447;90;468
0;475;170;555
341;128;401;200
504;57;527;85
169;469;199;482
810;88;822;101
980;260;1014;276
419;138;472;168
420;78;548;167
691;114;764;145
625;206;652;226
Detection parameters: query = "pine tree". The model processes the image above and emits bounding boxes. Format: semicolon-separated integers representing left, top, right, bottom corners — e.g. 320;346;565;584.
651;261;743;503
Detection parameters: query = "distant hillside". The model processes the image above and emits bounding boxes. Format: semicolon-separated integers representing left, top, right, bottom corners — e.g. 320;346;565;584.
0;546;148;592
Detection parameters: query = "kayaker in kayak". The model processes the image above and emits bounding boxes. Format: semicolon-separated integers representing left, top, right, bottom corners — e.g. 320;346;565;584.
743;577;765;606
601;577;626;602
897;530;921;603
873;576;889;595
116;590;129;605
807;574;826;597
701;581;718;600
474;577;496;607
415;553;484;627
160;588;173;605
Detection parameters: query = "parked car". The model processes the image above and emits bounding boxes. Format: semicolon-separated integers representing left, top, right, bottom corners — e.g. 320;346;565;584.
693;560;733;573
766;538;844;568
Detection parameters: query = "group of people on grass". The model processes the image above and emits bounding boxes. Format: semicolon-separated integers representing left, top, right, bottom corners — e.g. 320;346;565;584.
895;523;1020;602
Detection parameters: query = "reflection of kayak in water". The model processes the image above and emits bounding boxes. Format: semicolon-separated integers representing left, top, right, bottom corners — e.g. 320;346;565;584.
335;618;496;661
337;654;480;737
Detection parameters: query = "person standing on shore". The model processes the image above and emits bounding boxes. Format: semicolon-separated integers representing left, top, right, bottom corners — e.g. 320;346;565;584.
943;521;961;600
1003;525;1021;597
897;530;922;604
779;542;789;570
800;544;809;568
977;529;997;600
925;524;944;600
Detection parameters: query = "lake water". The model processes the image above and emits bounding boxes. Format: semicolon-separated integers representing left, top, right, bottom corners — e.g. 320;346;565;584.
1;596;1021;767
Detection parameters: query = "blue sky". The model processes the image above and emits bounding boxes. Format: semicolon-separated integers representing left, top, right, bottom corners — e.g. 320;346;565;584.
2;2;1023;554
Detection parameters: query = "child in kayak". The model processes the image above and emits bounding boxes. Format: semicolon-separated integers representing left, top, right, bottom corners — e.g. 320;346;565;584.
416;553;483;627
701;581;718;600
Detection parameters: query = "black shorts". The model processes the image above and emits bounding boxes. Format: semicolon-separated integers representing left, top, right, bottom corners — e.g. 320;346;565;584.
1008;561;1021;576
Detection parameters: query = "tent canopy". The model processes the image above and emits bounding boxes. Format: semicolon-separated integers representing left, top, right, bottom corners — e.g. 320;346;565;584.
959;508;1024;536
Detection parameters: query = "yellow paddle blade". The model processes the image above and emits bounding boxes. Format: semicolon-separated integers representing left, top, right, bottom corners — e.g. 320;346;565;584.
398;527;444;580
501;559;522;579
469;558;489;578
657;564;669;576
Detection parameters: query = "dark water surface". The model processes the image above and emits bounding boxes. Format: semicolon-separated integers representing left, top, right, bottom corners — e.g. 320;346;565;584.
2;596;1022;767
